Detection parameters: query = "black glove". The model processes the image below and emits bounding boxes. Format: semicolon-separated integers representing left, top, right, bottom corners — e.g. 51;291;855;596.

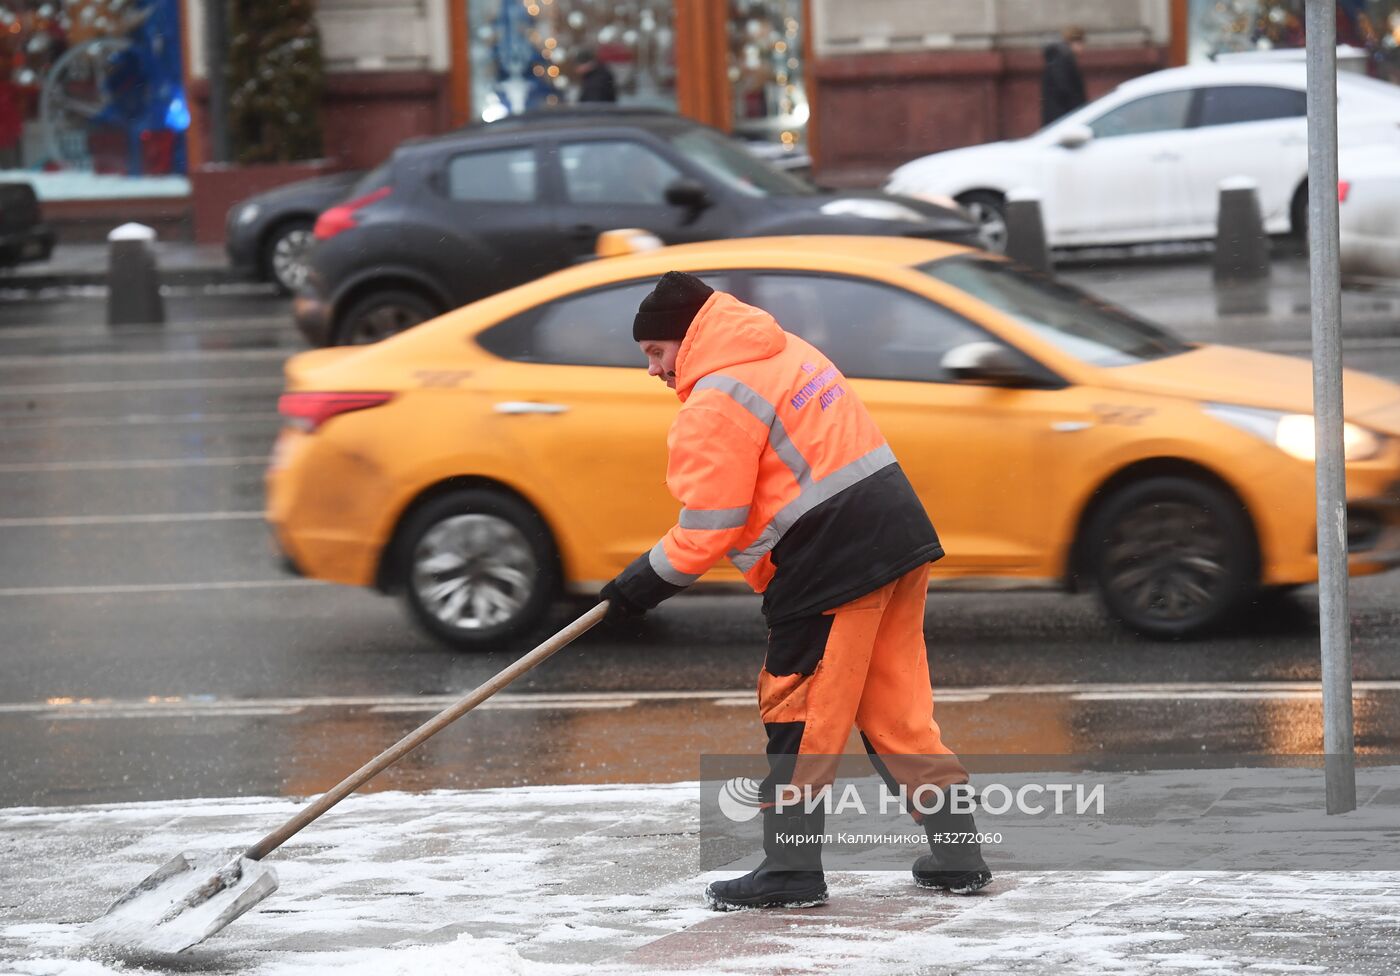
600;579;646;625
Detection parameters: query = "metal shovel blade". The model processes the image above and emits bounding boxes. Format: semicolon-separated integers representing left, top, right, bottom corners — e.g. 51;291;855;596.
84;852;279;954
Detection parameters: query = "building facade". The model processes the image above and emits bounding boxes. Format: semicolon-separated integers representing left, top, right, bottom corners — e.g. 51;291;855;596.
204;0;1173;184
17;1;1347;236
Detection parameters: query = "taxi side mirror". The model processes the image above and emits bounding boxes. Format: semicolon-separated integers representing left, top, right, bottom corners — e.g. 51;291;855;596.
941;341;1038;386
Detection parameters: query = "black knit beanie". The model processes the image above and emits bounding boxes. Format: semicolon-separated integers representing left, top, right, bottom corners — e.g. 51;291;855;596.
632;271;714;343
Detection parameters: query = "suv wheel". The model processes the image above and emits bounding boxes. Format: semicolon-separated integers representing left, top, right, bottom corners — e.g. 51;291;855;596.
396;489;559;651
263;219;315;294
337;289;438;345
1085;476;1257;639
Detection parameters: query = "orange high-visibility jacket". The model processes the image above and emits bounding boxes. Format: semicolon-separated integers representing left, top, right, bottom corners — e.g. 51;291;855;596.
615;291;942;624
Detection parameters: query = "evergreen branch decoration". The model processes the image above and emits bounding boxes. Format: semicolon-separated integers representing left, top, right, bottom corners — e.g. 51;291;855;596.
227;0;325;164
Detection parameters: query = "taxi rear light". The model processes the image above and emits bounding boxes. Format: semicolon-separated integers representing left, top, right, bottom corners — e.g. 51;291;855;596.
278;392;395;432
314;186;391;240
1339;180;1351;204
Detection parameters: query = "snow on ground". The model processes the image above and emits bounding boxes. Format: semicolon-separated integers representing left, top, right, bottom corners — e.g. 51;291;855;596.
2;780;1398;975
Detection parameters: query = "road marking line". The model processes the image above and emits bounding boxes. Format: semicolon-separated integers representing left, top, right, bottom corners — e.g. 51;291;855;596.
0;318;294;340
368;700;638;714
1254;337;1400;353
0;349;291;367
0;511;264;528
0;579;321;597
43;707;303;720
5;682;1399;717
948;680;1400;695
0;411;281;429
0;456;268;473
0;377;283;395
1072;690;1351;701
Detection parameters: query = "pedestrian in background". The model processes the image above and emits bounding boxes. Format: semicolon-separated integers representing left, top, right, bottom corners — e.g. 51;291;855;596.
1042;26;1088;126
602;272;992;911
575;48;617;104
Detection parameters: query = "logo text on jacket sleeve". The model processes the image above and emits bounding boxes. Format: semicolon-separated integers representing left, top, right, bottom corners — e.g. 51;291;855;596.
790;366;841;411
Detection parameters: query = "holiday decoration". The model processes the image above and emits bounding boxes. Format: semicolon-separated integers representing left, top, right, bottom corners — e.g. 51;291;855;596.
227;0;324;164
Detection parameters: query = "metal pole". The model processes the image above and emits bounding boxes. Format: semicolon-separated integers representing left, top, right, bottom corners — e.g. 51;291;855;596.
1304;0;1356;814
205;0;231;163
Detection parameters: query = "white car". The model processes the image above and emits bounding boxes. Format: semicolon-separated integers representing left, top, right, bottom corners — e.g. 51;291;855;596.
886;62;1400;251
1340;144;1400;283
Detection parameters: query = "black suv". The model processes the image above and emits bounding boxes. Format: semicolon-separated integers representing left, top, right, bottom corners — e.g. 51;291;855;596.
0;183;55;269
295;108;977;346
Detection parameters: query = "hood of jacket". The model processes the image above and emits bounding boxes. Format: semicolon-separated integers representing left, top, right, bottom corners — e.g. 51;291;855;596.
674;292;788;401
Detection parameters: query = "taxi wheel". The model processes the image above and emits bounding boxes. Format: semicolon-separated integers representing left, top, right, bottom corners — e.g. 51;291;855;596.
337;289;438;345
396;489;560;651
1086;477;1257;640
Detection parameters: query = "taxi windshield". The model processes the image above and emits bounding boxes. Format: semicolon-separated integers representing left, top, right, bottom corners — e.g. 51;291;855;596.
920;256;1191;366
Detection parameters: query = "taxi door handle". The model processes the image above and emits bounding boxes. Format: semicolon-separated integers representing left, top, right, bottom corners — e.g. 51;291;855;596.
494;401;570;415
1051;421;1093;433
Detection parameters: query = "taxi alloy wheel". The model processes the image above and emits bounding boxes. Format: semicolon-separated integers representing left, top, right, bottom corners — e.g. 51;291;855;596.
1088;476;1257;640
398;489;559;650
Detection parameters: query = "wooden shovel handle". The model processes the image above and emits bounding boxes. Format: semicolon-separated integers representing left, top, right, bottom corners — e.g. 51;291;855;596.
243;602;609;862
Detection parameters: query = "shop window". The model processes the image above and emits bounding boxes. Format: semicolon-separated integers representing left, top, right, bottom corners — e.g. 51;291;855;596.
448;147;538;202
727;0;808;149
559;140;680;206
468;0;677;123
0;0;189;200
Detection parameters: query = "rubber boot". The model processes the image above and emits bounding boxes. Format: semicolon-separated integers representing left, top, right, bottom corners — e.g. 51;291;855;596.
912;794;992;894
704;804;828;911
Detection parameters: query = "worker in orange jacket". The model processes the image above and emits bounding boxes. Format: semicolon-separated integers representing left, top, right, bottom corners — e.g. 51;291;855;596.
601;271;992;910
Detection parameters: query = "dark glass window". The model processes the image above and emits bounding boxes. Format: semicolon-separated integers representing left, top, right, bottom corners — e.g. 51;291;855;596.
1088;90;1194;139
920;257;1190;367
560;141;682;205
1198;85;1307;127
477;275;726;367
667;129;815;198
446;147;538;203
747;273;996;383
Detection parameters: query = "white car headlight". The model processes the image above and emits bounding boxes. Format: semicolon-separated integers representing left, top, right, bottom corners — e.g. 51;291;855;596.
236;203;261;226
819;198;925;222
1204;403;1384;462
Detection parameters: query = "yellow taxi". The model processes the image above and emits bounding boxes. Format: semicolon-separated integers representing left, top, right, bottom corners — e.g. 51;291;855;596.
266;236;1400;649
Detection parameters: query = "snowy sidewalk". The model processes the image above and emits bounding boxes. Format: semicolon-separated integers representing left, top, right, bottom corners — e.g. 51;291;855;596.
2;783;1398;976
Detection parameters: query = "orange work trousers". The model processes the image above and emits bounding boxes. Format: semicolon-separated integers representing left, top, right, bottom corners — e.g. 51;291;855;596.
757;563;967;821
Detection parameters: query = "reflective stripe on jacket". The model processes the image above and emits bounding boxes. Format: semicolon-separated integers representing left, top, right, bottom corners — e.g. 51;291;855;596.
616;291;942;624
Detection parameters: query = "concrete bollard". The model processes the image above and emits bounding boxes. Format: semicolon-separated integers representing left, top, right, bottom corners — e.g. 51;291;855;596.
107;222;165;327
1214;177;1270;281
1004;187;1052;274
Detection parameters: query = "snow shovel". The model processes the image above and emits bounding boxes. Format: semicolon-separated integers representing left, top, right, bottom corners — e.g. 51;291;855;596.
85;602;610;955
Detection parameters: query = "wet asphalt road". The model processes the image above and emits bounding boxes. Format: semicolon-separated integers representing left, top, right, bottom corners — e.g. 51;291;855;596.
3;271;1400;808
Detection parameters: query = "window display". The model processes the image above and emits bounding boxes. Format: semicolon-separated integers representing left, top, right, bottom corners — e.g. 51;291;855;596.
726;0;807;148
469;0;678;122
0;0;188;199
1187;1;1399;81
